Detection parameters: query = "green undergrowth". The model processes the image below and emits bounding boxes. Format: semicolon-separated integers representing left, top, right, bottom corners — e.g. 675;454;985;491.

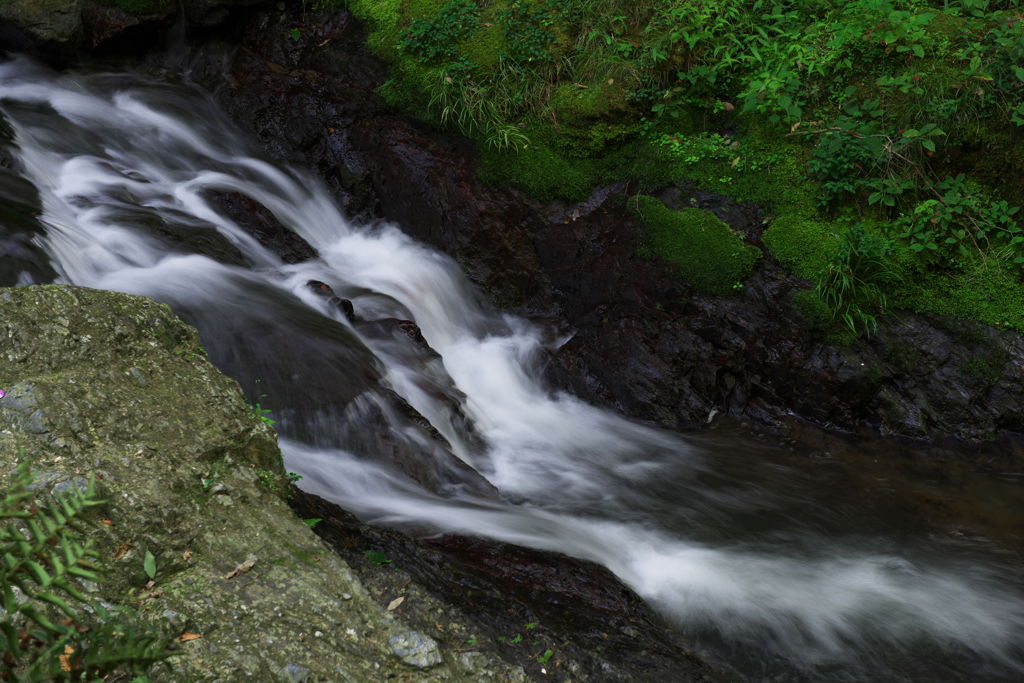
335;0;1024;336
630;195;762;295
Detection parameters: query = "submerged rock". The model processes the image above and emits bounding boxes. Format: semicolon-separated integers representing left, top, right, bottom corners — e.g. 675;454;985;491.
0;284;523;681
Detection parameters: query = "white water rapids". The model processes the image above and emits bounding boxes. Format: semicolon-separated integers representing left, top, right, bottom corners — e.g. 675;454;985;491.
1;57;1022;679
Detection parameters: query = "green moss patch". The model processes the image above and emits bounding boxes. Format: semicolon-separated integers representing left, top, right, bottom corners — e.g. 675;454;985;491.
893;258;1024;333
477;135;594;202
763;217;840;280
631;196;762;295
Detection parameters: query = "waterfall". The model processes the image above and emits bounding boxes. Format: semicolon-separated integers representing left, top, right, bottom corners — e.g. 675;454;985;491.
2;56;1021;679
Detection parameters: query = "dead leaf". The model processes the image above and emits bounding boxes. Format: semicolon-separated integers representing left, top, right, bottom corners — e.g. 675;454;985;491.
145;580;156;590
721;101;735;111
224;555;257;579
731;156;741;167
101;519;115;526
179;633;202;642
386;596;405;611
113;542;133;561
182;550;193;561
59;644;74;672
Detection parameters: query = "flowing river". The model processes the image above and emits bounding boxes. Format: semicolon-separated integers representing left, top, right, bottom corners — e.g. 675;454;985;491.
1;56;1021;680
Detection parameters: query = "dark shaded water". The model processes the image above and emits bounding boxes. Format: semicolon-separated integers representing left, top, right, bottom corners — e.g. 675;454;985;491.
1;57;1022;680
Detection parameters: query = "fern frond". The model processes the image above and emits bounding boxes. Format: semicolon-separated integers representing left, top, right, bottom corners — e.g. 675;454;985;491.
1;462;175;679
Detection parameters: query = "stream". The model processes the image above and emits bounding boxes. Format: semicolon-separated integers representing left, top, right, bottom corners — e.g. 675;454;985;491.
1;56;1022;680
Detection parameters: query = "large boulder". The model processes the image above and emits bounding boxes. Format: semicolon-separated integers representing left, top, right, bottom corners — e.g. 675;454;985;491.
0;0;269;50
0;285;519;681
0;0;83;45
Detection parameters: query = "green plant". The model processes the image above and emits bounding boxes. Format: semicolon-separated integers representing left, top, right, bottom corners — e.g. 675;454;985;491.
143;551;157;581
401;0;479;64
896;174;1023;263
815;225;897;335
254;468;287;495
250;394;276;428
363;550;391;566
1;464;175;679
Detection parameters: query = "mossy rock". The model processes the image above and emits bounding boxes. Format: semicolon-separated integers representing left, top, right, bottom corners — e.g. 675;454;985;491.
763;216;840;280
0;285;513;681
631;195;762;295
460;21;506;69
0;0;84;43
550;80;631;127
348;0;405;59
477;134;595;202
893;257;1024;333
406;0;451;20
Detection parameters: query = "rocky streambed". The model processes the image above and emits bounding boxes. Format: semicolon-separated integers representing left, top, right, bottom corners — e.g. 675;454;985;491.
1;2;1023;681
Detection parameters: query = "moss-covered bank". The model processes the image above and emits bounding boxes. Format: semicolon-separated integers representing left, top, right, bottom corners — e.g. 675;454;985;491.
338;0;1024;335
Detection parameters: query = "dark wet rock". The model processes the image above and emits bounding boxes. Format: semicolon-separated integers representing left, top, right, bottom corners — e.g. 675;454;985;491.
307;279;355;320
0;1;272;58
292;488;726;682
302;277;490;467
180;3;1024;446
80;2;171;49
205;189;318;263
0;124;59;285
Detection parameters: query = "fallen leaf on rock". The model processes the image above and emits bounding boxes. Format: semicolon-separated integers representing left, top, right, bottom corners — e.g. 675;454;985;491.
59;644;74;672
101;519;115;526
179;633;202;642
113;542;132;561
224;555;257;579
386;596;405;611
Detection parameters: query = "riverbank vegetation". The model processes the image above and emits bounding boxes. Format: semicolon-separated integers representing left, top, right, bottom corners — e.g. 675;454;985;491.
335;0;1023;336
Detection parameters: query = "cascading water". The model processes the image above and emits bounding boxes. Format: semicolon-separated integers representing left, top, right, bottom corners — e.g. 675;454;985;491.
1;56;1021;680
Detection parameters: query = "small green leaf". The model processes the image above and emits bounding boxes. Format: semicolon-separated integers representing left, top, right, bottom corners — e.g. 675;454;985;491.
289;28;301;41
538;649;554;664
364;550;391;566
303;518;322;528
144;550;157;580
